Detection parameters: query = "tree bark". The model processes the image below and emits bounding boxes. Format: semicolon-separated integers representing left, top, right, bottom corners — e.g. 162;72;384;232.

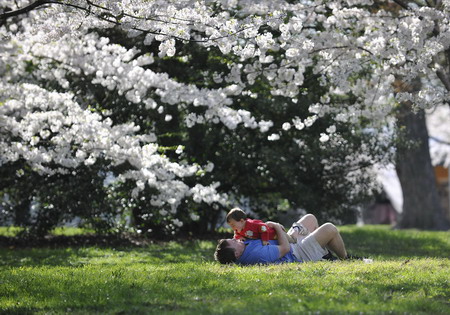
395;104;450;230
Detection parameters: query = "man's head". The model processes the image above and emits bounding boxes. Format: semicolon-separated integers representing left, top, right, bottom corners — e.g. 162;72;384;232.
214;239;245;264
226;208;247;232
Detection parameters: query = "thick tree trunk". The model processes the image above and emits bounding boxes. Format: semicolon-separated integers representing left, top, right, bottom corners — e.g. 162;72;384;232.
395;105;450;230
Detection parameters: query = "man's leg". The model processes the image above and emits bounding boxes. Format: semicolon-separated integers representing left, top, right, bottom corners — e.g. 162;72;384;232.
311;223;347;259
297;214;319;232
287;214;319;240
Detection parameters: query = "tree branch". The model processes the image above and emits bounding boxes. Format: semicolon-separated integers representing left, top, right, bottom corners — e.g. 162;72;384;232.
0;0;264;44
391;0;410;10
312;45;374;56
430;136;450;146
0;0;55;20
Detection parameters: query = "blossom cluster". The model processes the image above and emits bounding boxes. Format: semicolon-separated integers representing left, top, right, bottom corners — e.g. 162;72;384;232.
3;0;449;121
0;82;226;215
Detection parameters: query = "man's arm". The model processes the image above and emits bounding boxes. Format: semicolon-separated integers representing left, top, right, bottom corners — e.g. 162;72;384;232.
267;222;290;258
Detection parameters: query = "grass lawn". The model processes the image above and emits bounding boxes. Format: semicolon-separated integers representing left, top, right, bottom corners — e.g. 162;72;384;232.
0;225;449;314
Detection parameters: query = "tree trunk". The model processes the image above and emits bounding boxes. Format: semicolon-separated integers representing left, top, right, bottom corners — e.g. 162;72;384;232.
395;105;450;230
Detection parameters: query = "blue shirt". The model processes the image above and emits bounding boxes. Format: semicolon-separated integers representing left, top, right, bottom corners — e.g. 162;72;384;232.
236;239;301;265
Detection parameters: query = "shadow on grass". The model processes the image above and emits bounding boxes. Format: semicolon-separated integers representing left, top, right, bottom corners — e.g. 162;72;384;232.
340;225;450;259
0;240;218;268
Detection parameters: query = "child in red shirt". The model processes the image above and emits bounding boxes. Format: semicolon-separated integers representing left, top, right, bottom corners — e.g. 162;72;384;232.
226;208;299;245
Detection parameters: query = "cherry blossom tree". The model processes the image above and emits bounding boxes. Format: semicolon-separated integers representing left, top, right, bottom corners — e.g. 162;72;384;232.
1;0;449;231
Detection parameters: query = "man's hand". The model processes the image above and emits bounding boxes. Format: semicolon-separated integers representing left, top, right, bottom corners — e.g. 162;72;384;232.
266;221;285;230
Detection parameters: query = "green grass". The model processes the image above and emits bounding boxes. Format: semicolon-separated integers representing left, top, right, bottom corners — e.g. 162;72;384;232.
0;226;95;237
0;225;449;314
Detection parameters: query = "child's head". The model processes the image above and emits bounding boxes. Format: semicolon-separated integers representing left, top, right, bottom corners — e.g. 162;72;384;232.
226;208;247;232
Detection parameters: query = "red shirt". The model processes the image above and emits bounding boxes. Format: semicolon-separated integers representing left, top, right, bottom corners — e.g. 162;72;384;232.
233;219;277;242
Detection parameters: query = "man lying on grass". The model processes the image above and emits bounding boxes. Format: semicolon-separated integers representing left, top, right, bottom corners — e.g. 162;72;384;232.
215;214;352;265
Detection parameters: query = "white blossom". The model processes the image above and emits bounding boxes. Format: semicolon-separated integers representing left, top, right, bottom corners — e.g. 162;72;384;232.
319;133;330;143
282;122;291;131
268;133;280;141
190;213;200;221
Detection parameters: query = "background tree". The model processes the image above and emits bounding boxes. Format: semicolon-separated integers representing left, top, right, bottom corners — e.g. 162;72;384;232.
1;0;449;234
383;0;450;229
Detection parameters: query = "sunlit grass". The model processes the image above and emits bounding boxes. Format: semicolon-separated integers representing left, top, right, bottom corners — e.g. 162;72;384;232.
51;227;96;236
0;227;24;237
0;226;95;237
0;225;449;314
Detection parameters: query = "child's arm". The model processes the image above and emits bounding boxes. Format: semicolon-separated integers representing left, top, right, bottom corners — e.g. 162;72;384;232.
258;223;271;245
